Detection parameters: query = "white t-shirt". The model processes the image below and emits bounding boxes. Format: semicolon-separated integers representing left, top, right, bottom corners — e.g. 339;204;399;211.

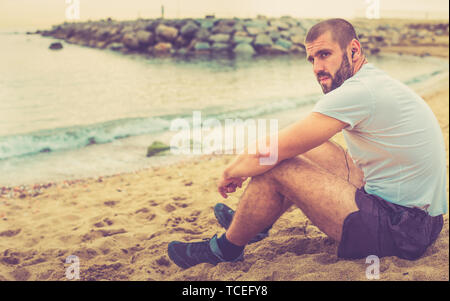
313;63;447;216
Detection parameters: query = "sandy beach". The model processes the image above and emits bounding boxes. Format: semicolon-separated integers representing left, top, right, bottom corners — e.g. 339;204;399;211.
0;46;448;281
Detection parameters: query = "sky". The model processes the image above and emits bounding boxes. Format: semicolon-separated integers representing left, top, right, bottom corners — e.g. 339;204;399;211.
0;0;449;31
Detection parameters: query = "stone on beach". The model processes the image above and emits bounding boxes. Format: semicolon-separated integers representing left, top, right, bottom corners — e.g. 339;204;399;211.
155;24;179;42
146;141;171;157
254;34;273;47
233;43;256;56
208;33;230;43
49;42;63;50
180;21;199;39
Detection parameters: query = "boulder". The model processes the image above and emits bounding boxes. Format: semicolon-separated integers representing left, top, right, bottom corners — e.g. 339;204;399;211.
211;42;230;51
290;35;305;45
270;20;290;31
195;28;211;41
268;31;281;42
194;41;211;51
49;42;63;50
122;33;141;50
254;34;273;47
261;45;289;55
289;26;305;37
108;42;123;51
275;38;292;50
233;43;256;56
174;35;189;48
146;141;171;157
211;25;234;35
136;30;154;46
290;45;306;54
180;21;199;39
155;24;178;41
209;34;230;43
197;19;215;29
153;42;172;54
233;35;254;44
246;27;265;36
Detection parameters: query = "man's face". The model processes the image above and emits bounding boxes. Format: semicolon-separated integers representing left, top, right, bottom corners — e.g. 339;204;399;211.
305;31;353;94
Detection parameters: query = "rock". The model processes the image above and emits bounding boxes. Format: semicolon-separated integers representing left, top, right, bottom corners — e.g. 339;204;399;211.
197;19;215;29
254;34;273;47
244;19;268;29
155;24;178;42
195;28;211;41
233;43;256;56
209;33;230;43
268;31;281;42
233;35;254;44
146;141;171;157
275;38;292;50
153;42;173;55
290;45;306;54
211;25;234;35
174;35;189;48
194;41;211;51
180;21;199;39
122;32;140;50
211;42;230;51
136;30;154;46
95;41;108;49
108;42;123;51
260;45;289;55
290;34;305;45
289;26;305;37
246;27;265;36
270;20;290;31
49;42;63;50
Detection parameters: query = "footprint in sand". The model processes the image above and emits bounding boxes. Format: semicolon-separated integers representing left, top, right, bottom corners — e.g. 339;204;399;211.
0;229;21;237
164;204;177;213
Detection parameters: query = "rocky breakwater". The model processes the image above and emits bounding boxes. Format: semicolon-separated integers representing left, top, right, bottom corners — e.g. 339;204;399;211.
36;17;315;57
36;17;449;58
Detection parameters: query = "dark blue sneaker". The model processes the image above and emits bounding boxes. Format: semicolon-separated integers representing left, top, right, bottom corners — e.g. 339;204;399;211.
214;203;271;244
168;234;243;269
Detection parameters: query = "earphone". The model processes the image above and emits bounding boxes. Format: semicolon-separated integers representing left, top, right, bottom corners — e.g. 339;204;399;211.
351;50;355;58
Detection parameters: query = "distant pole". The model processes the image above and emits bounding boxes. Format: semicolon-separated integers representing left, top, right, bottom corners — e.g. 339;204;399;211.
161;5;165;19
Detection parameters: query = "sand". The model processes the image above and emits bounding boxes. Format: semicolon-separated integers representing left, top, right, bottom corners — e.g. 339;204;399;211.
0;48;448;281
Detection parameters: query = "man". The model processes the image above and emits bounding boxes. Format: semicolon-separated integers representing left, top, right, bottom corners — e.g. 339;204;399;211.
168;18;447;269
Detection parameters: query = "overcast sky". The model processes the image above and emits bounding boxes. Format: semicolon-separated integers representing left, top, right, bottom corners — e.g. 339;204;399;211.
0;0;448;30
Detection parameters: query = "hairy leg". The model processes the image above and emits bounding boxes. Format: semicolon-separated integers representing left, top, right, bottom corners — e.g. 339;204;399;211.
236;140;364;231
226;142;362;246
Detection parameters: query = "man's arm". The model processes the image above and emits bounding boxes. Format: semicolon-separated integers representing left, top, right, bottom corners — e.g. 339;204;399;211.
223;112;348;179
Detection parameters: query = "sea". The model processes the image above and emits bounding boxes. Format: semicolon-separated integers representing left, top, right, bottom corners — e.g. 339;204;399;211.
0;31;448;186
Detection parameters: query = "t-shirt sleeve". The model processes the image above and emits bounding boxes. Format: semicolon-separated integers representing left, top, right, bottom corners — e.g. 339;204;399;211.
312;80;373;130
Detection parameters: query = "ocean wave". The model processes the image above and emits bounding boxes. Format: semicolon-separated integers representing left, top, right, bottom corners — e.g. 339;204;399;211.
0;95;318;160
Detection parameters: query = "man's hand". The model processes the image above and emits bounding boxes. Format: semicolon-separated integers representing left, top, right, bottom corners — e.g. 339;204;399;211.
217;175;247;199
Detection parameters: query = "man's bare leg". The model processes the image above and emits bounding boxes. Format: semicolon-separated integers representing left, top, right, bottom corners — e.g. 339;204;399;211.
226;141;364;246
262;140;365;222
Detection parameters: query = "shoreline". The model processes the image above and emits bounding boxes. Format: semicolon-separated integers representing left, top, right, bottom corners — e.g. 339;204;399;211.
0;46;448;281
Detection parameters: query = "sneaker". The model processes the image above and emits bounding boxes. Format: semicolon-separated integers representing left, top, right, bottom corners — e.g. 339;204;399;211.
168;234;243;269
214;203;270;244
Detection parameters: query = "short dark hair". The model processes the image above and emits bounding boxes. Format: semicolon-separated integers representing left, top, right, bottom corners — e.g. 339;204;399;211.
305;18;358;51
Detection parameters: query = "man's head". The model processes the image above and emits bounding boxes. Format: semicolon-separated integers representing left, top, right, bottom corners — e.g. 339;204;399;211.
305;18;365;94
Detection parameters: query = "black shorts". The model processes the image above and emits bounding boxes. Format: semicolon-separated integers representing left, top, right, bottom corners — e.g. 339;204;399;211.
338;188;444;260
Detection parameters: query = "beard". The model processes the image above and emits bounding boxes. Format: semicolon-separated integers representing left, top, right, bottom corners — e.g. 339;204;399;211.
318;54;353;94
